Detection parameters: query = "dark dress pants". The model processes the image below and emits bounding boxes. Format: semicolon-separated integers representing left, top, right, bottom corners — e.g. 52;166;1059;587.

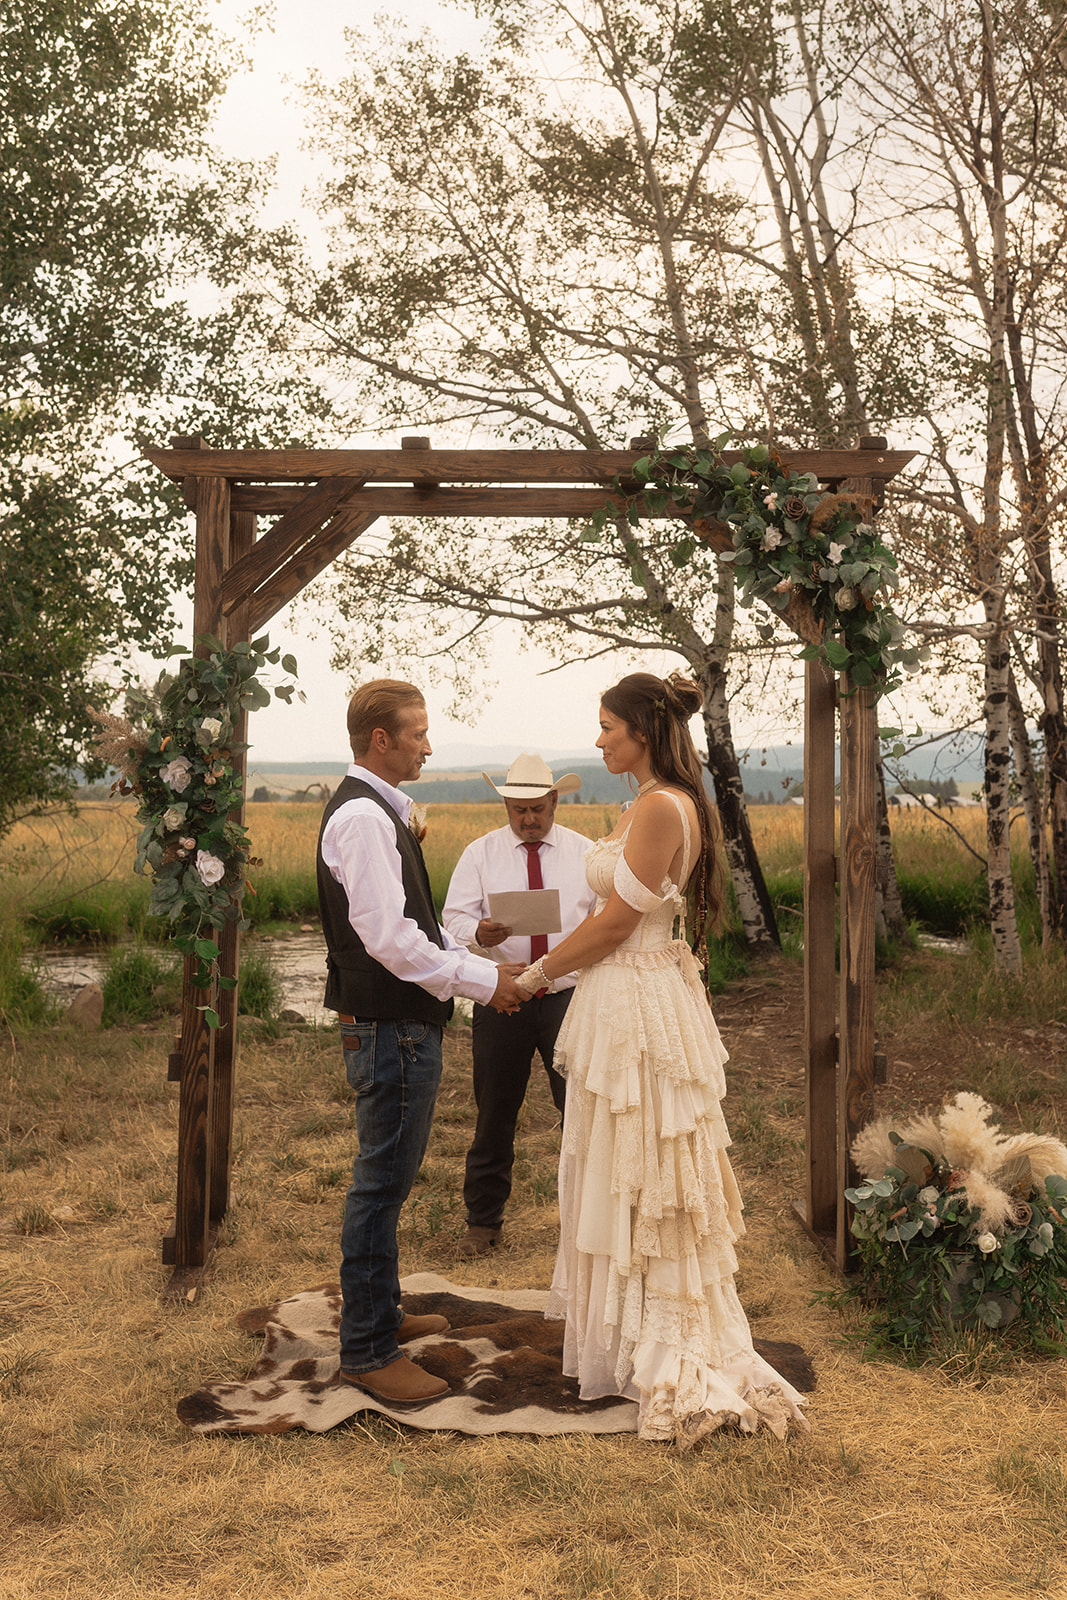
463;988;572;1229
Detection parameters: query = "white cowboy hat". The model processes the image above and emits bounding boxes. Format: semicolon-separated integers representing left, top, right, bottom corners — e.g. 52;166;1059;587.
482;752;582;799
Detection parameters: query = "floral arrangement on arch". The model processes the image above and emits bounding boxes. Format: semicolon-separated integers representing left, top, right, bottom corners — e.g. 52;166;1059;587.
844;1092;1067;1351
92;634;299;1022
589;436;922;694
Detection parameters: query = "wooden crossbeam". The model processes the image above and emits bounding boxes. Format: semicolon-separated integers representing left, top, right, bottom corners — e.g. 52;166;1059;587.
244;506;382;633
228;485;658;518
145;444;914;486
220;478;361;617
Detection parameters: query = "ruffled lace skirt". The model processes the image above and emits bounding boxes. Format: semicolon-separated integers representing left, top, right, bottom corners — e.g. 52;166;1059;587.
547;941;809;1446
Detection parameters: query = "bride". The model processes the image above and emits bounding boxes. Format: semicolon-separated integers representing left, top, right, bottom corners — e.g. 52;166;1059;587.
513;671;809;1446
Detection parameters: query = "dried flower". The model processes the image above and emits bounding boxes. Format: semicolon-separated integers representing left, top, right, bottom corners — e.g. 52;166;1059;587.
808;493;864;533
409;803;428;843
783;495;807;521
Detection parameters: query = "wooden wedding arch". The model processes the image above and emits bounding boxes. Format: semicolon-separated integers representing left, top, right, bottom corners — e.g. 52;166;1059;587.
146;433;912;1299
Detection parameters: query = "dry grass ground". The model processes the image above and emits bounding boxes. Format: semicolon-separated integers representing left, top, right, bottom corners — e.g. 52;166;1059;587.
2;941;1067;1600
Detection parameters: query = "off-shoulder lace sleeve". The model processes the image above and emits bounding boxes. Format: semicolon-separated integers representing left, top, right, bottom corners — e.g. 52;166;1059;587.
614;850;667;912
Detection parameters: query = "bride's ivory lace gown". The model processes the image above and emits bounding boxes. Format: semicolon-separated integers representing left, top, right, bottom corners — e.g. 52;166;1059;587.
545;794;809;1446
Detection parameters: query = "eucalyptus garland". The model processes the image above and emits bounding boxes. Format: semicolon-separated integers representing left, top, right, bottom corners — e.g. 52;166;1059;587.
93;635;299;1025
589;436;921;694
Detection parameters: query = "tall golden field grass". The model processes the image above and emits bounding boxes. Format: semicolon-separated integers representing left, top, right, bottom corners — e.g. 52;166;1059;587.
0;796;1033;943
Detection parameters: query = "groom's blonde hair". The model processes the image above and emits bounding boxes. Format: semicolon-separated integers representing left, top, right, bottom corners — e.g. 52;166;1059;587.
347;679;425;757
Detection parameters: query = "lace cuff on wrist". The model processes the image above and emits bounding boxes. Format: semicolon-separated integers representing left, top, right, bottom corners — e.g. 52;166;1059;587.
514;959;553;995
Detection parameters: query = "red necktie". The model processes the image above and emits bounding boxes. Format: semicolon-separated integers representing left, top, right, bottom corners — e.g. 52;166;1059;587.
523;840;548;993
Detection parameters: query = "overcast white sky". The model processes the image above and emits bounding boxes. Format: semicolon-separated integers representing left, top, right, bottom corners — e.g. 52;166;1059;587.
193;1;809;765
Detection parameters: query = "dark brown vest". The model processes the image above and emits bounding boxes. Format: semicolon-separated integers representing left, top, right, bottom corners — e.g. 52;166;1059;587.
316;775;453;1024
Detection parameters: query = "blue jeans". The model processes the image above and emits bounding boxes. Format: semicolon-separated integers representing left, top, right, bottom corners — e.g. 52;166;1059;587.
338;1016;443;1374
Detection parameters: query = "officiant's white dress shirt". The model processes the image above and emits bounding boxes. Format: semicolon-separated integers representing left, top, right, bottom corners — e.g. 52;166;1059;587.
320;763;499;1005
442;822;596;993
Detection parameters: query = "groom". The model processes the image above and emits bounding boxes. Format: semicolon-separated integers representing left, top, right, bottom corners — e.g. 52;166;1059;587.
317;679;528;1407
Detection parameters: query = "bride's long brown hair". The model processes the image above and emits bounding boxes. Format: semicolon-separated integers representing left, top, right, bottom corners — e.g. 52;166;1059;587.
600;670;724;945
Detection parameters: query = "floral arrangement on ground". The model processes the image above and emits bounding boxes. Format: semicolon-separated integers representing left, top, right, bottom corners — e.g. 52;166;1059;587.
589;435;924;694
91;635;299;1021
841;1092;1067;1352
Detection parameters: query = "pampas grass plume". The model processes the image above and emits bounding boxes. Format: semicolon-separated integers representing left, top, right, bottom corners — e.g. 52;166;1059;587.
851;1117;898;1180
937;1092;1006;1172
997;1132;1067;1188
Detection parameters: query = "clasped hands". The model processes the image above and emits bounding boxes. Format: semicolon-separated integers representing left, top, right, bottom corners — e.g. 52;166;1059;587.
487;960;546;1014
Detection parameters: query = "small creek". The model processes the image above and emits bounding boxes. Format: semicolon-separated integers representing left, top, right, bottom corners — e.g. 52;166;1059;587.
30;930;334;1026
30;929;477;1027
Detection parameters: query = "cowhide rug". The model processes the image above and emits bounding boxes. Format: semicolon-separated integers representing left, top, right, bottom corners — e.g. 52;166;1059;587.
177;1274;816;1439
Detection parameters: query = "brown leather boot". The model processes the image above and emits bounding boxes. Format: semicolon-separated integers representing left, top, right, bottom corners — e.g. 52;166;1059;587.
457;1225;501;1258
397;1313;450;1343
340;1354;449;1407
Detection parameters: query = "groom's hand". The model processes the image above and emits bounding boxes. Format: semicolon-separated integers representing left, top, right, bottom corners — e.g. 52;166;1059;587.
488;964;528;1013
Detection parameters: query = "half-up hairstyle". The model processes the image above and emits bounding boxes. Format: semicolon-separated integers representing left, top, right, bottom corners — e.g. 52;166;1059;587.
600;670;724;946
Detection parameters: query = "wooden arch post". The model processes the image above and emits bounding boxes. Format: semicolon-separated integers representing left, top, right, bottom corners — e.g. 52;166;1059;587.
147;436;911;1296
795;447;884;1271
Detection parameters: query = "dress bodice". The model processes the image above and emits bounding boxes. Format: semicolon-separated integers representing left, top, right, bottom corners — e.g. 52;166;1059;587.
585;792;693;955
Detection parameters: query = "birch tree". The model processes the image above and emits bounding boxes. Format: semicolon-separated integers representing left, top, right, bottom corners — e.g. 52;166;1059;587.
854;0;1067;966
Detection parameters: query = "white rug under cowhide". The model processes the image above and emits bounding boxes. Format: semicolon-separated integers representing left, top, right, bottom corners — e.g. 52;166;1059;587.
176;1273;816;1439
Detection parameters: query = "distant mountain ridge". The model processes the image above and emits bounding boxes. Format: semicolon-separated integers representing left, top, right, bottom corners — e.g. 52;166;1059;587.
249;730;989;795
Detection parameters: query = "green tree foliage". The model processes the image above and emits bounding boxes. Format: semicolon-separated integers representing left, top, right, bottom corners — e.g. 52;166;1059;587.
0;0;316;836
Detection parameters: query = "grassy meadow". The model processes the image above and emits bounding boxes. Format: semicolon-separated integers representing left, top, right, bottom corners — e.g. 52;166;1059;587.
0;795;1032;953
1;797;1066;1598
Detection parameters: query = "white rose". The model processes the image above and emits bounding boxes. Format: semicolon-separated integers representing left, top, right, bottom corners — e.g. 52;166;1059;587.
199;716;223;742
976;1232;998;1254
836;587;857;610
160;757;192;793
918;1186;939;1204
828;541;847;564
162;806;185;831
196;850;226;887
761;528;783;552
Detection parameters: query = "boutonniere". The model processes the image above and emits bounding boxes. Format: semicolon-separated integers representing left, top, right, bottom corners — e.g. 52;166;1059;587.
408;802;428;842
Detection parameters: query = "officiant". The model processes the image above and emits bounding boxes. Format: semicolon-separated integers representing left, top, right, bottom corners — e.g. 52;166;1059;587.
443;753;597;1258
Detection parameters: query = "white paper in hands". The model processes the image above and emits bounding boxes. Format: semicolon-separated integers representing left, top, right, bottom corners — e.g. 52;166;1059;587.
487;888;561;936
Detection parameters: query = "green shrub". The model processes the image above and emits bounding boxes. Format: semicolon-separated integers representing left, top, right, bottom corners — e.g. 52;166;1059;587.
24;883;150;946
0;922;54;1027
238;948;283;1020
895;866;988;934
242;868;319;926
100;946;181;1027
